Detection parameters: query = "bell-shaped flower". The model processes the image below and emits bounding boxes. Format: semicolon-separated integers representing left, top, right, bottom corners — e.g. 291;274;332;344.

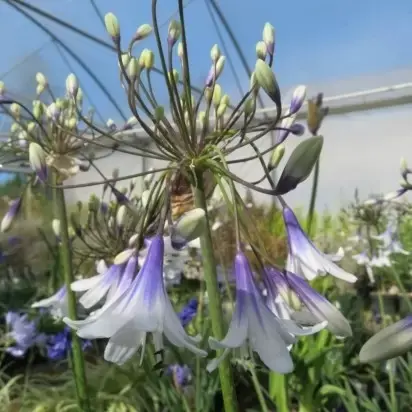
283;206;357;283
71;261;124;309
263;268;327;348
31;286;69;319
385;239;410;256
64;236;207;365
359;316;412;363
370;251;391;268
1;197;22;233
371;222;396;248
352;250;370;266
285;271;352;338
207;252;321;374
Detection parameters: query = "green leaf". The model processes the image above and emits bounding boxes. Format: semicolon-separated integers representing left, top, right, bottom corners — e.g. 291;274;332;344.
274;136;324;195
318;384;347;397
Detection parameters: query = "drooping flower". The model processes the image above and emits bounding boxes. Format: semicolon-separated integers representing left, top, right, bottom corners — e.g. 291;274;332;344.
283;206;357;283
31;286;68;319
64;236;207;365
359;316;412;363
284;271;352;338
4;312;46;357
207;252;322;373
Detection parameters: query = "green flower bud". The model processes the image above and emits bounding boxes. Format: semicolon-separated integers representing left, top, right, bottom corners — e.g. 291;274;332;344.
210;44;221;62
174;208;206;242
66;73;78;97
128;57;139;78
0;81;5;96
10;123;20;133
254;59;280;104
144;50;155;70
36;84;45;95
255;41;267;60
263;22;275;56
168;69;179;84
168;20;181;46
155;106;165;122
36;72;47;86
216;103;227;118
221;94;230;106
268;144;285;170
177;42;184;59
52;219;61;237
134;24;152;40
212;84;222;107
10;103;21;117
104;13;120;40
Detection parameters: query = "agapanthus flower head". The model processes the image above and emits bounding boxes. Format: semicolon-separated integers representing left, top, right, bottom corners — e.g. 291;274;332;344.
207;252;323;373
360;316;412;363
5;312;46;357
283;205;357;283
65;236;206;365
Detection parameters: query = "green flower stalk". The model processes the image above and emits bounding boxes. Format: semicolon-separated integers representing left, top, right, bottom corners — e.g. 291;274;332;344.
55;184;91;412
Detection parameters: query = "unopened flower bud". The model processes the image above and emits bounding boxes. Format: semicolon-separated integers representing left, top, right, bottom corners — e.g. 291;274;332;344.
10;123;19;134
249;71;258;93
212;84;222;107
46;102;60;120
141;190;150;208
168;69;179;85
289;85;306;115
244;98;256;117
128;57;139;78
104;13;120;40
217;103;227;118
210;44;221;62
36;84;45;95
116;205;127;227
198;111;206;127
177;42;184;59
27;122;36;133
144;168;155;187
204;87;213;103
254;59;280;104
76;88;84;104
269;144;285;170
36;72;47;86
263;22;275;56
221;94;230;106
1;198;21;232
290;123;305;136
67;117;77;129
144;50;155;70
66;73;78;97
173;208;206;247
168;20;181;46
10;103;21;118
134;24;152;41
0;81;5;97
155;106;165;122
255;41;267;60
205;56;225;87
29;142;48;182
52;219;61;238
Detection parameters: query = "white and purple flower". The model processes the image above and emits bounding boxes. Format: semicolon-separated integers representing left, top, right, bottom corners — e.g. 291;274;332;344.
283;206;357;283
207;252;322;374
64;236;207;365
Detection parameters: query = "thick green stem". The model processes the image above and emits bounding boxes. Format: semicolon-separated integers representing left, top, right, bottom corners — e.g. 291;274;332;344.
55;187;91;412
192;172;238;412
269;373;289;412
306;159;320;237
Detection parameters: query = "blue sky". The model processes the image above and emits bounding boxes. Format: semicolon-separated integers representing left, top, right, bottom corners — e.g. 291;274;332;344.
1;0;412;125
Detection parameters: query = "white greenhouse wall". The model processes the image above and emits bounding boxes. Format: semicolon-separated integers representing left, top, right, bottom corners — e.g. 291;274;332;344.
66;103;412;212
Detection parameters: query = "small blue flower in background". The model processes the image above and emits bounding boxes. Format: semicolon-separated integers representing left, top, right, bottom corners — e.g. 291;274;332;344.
167;364;192;389
178;298;198;327
46;326;91;361
4;311;46;357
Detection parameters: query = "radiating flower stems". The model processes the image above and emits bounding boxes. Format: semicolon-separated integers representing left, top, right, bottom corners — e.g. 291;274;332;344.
306;158;320;238
192;170;238;412
269;373;289;412
55;185;90;412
